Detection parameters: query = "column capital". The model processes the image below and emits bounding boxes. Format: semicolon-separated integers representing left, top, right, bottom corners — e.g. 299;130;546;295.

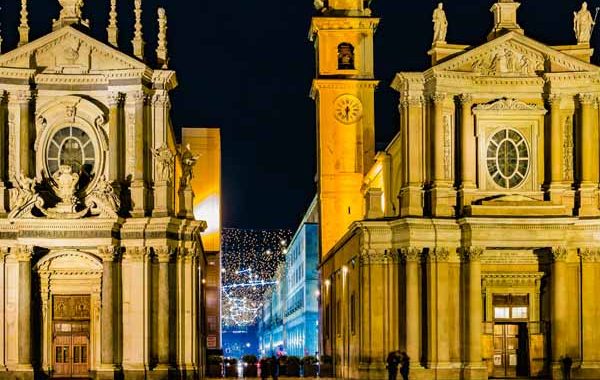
400;247;422;262
107;92;124;107
151;91;171;107
458;93;473;105
546;93;562;106
430;93;447;104
122;246;149;262
429;247;450;262
400;95;424;108
125;90;146;105
0;247;9;262
552;246;568;262
98;246;120;262
460;246;484;262
578;93;596;105
155;246;174;263
8;90;33;104
15;245;33;261
579;248;600;262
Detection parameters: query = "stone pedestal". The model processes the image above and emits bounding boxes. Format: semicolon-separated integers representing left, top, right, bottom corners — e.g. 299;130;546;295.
365;188;383;219
153;180;173;217
399;186;424;217
130;180;146;217
430;186;456;217
178;186;194;219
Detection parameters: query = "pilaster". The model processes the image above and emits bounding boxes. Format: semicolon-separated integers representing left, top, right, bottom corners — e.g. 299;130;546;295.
399;95;424;217
461;247;486;378
8;91;33;179
458;94;477;214
551;247;568;376
426;247;451;369
107;92;123;183
98;246;119;371
579;248;600;369
430;94;455;217
125;91;148;217
577;94;599;216
400;248;424;371
16;245;33;371
155;247;173;370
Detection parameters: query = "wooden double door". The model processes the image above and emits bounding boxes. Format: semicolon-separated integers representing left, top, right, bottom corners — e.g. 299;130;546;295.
53;322;90;377
492;323;529;378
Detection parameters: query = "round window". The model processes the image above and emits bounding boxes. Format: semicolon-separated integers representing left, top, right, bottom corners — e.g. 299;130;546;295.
47;126;96;177
486;128;529;189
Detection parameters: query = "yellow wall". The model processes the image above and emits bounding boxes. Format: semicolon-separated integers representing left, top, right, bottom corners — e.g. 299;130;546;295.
182;128;221;253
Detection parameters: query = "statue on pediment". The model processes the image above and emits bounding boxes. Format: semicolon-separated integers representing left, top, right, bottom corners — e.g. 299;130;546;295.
432;3;448;44
574;2;596;44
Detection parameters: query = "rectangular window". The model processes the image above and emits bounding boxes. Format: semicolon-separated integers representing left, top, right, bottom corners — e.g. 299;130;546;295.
511;306;528;319
494;307;510;319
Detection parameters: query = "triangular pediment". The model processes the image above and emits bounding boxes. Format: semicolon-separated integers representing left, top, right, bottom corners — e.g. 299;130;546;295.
0;26;147;73
433;32;600;76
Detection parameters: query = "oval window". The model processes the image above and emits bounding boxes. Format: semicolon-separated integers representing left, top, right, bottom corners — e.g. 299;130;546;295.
47;126;96;179
486;129;529;189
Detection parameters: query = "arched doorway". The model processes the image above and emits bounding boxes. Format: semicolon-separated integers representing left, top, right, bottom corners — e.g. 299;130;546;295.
34;250;103;377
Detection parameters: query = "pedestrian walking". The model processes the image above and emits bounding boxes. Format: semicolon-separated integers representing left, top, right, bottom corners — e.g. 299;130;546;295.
387;350;400;380
271;354;280;380
400;351;410;380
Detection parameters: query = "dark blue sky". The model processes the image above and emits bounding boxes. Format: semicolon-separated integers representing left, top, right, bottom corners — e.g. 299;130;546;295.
0;0;592;228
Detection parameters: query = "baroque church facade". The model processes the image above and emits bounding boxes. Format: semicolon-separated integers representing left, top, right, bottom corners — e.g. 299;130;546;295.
0;0;209;378
313;0;600;379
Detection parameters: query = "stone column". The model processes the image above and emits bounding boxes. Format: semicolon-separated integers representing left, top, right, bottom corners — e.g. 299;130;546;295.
16;246;33;371
432;94;447;185
399;95;424;217
459;94;475;189
426;248;450;368
551;247;568;370
579;248;600;368
578;94;599;216
0;248;8;371
8;91;32;178
156;247;172;369
430;94;454;217
107;92;123;182
548;95;563;185
99;246;118;369
126;91;147;217
402;248;422;369
464;247;485;377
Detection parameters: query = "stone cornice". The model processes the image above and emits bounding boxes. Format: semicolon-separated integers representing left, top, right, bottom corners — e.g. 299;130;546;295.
473;98;546;113
482;272;544;289
309;17;379;40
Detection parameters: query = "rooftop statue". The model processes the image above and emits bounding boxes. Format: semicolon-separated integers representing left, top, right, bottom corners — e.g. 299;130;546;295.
180;144;200;188
574;2;597;44
432;3;448;44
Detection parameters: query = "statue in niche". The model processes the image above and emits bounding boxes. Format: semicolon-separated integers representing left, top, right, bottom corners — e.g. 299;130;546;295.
179;144;199;188
574;2;596;44
432;3;448;44
337;43;355;70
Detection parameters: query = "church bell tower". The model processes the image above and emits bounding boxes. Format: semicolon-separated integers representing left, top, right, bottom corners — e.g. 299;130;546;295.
310;1;379;256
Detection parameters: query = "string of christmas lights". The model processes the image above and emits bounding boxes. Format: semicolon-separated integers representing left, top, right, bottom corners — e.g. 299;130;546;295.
221;228;293;328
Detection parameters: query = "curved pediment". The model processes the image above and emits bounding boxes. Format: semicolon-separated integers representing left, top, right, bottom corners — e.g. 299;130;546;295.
35;250;102;273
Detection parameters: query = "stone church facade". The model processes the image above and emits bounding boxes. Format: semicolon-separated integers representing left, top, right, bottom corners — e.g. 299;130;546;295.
313;1;600;379
0;0;208;378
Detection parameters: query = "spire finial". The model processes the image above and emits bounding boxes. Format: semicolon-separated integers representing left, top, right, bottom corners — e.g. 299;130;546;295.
132;0;145;60
107;0;119;47
156;8;168;69
18;0;29;46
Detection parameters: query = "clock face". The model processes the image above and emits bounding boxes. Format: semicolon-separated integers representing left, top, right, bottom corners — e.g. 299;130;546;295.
486;128;530;189
47;126;96;177
334;95;363;124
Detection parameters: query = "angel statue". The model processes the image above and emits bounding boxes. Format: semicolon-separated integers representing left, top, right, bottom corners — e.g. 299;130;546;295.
152;144;175;182
8;171;43;218
432;3;448;44
180;144;200;188
574;2;596;44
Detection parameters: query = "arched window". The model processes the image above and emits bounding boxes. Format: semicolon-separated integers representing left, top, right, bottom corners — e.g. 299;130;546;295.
337;43;355;70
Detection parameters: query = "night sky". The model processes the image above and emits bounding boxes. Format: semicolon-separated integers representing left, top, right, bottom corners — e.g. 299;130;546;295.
0;0;593;228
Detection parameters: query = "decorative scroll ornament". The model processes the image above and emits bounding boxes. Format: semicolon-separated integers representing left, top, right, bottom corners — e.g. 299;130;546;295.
179;144;199;188
152;144;175;182
474;98;541;111
8;171;44;219
86;175;120;218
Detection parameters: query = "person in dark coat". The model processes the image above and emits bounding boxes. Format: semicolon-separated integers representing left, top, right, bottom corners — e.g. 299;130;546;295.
387;351;400;380
271;354;280;380
399;351;410;380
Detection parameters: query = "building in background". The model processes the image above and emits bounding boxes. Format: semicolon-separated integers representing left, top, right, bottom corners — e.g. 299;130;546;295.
183;128;223;352
221;229;292;358
312;0;600;379
259;199;319;358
